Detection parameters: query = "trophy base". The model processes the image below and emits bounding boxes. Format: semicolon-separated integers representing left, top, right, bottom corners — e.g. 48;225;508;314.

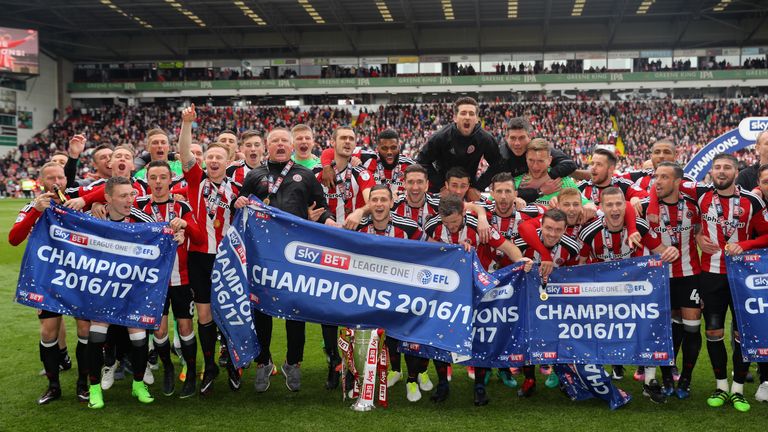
350;401;376;412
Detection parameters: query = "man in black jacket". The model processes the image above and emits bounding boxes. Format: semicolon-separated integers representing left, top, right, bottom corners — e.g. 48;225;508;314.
736;130;768;191
477;117;577;204
234;128;335;394
416;97;503;198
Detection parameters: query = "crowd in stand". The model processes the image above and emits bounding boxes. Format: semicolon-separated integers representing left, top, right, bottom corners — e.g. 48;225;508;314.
2;97;766;197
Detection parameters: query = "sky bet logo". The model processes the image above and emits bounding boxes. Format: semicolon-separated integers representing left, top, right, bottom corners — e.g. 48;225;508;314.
546;285;581;295
294;245;350;270
749;119;768;132
52;227;89;246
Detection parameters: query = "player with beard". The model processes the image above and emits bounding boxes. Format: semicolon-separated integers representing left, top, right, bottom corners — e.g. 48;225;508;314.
84;176;168;409
416;97;503;198
483;172;544;273
235;128;335;393
647;154;765;411
320;129;415;196
134;160;204;398
578;187;680;396
227;130;265;185
392;165;441;229
637;162;703;401
9;162;92;404
364;129;415;195
578;149;648;215
291;124;321;169
424;194;531;406
179;104;242;396
315;126;374;390
352;185;430;401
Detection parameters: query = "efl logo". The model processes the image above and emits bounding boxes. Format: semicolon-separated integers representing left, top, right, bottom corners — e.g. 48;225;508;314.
52;227;89;246
508;354;524;362
293;245;350;270
653;352;669;361
416;269;451;286
139;315;156;325
27;293;44;303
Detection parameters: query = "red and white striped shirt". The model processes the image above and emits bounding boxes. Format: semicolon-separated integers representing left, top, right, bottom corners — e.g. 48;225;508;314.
355;213;423;240
515;230;581;267
578;217;660;263
424;212;506;269
184;163;241;254
226;160;261;185
482;203;542;270
578;177;648;205
363;155;416;196
641;195;701;278
680;182;765;274
316;165;374;222
391;193;441;229
134;197;197;286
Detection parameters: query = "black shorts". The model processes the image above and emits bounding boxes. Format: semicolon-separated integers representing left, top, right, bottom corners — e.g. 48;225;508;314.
38;309;61;320
670;275;701;310
699;272;734;331
188;252;215;304
163;284;194;319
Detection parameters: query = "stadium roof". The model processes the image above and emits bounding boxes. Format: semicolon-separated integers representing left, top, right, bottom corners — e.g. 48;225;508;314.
1;0;767;61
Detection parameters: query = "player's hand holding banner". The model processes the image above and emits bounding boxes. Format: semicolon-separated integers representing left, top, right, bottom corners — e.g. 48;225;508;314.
400;263;534;367
726;248;768;362
15;205;177;329
213;198;498;368
528;255;673;366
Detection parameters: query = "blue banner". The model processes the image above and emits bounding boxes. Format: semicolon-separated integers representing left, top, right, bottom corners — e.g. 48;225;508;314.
554;364;632;410
215;199;497;364
683;127;752;181
15;205;177;329
399;264;535;367
726;249;768;363
528;255;673;366
212;211;261;368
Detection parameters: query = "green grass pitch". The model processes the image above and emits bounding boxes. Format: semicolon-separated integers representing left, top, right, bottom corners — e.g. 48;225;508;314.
0;198;765;431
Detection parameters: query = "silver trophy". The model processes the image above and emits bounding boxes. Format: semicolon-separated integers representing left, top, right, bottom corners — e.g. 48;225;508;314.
342;328;382;412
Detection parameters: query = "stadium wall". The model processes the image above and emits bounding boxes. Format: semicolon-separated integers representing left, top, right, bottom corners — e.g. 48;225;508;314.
10;53;59;152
